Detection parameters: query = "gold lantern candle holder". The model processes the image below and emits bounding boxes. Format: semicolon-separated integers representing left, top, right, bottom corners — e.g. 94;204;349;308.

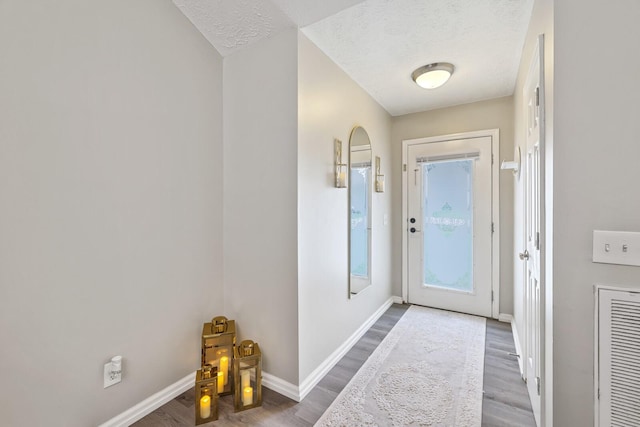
233;340;262;412
202;316;236;396
195;365;218;425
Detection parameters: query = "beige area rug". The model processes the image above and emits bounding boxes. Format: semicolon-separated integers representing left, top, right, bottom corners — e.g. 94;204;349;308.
315;305;486;427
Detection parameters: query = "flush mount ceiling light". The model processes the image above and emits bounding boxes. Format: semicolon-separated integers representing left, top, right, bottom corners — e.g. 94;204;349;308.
411;63;455;89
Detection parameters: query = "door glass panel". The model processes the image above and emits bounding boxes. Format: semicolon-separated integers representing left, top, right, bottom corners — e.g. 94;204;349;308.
422;159;473;292
350;166;370;278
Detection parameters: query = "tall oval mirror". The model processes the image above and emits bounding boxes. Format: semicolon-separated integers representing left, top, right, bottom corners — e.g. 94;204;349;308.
349;126;372;297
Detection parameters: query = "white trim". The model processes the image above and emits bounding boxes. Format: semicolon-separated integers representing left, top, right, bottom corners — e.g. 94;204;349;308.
297;297;394;400
98;371;195;427
594;284;601;427
498;313;513;323
511;317;525;378
262;372;300;402
392;295;404;304
401;129;500;319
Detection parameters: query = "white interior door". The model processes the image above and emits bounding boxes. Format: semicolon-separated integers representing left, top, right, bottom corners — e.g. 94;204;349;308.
521;36;544;426
406;136;493;317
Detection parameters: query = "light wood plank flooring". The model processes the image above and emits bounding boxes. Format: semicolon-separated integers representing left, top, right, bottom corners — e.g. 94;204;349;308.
133;304;534;426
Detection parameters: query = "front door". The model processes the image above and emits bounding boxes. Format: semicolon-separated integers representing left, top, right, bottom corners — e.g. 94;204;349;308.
406;136;493;317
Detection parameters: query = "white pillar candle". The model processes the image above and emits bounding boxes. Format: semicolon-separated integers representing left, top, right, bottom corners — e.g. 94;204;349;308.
219;356;229;385
217;371;224;394
200;395;211;418
242;386;253;406
240;370;251;390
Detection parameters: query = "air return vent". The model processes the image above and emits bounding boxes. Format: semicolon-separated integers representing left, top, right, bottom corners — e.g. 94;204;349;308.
597;288;640;426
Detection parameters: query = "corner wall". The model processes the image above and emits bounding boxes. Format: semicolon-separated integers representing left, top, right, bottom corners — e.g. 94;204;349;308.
0;1;224;425
223;29;300;385
391;97;515;315
297;33;394;382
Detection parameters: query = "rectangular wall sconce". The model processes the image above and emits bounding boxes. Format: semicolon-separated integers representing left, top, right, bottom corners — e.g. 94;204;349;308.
201;316;236;396
334;138;347;188
233;340;263;412
375;156;385;193
195;365;219;424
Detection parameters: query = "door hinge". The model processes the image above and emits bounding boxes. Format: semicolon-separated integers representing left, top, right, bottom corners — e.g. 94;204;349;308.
491;222;495;233
491;291;494;302
536;87;540;107
597;388;600;400
491;154;494;165
403;163;407;172
536;376;541;395
535;231;540;250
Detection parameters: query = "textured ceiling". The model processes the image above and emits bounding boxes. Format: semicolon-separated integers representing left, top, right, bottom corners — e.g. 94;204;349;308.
172;0;294;56
173;0;534;116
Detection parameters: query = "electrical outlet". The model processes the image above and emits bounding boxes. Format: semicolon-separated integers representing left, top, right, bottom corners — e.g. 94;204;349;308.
104;356;122;388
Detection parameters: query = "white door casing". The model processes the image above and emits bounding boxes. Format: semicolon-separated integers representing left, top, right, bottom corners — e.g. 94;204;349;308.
402;130;500;319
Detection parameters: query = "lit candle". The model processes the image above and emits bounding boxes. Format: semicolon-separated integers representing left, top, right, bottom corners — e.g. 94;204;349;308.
240;370;251;390
200;395;211;418
217;371;224;394
242;386;253;406
220;356;229;385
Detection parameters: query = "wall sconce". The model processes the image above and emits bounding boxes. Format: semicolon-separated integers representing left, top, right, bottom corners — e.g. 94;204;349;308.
375;156;385;193
195;364;219;424
201;316;236;396
334;138;347;188
233;340;263;412
500;146;521;179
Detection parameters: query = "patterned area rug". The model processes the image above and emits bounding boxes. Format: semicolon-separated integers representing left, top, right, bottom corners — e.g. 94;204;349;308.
315;305;486;427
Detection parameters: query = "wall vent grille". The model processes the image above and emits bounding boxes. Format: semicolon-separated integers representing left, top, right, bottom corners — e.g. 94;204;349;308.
598;289;640;427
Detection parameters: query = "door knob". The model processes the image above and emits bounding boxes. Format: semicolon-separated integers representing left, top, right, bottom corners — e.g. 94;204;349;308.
410;227;417;233
519;250;530;260
410;218;416;224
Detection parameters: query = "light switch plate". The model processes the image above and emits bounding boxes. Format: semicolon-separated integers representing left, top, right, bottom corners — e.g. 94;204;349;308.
593;230;640;267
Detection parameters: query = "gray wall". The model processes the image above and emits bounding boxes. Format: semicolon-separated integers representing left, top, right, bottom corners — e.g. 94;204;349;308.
553;0;640;425
0;1;224;425
223;30;300;385
297;33;394;382
391;97;515;315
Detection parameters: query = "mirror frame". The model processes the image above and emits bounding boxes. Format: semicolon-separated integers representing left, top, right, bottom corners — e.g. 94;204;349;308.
348;126;373;297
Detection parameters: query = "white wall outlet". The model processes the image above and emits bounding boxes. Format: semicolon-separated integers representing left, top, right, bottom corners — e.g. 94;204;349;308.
103;355;122;388
593;230;640;267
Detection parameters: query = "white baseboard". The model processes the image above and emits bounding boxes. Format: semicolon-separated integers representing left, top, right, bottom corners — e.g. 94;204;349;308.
498;313;513;323
262;371;300;402
98;371;195;427
297;296;395;400
392;295;404;304
99;297;396;424
511;318;525;377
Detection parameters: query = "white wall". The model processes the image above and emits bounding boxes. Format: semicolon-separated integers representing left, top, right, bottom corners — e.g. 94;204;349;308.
552;0;640;425
512;0;553;424
0;1;224;425
297;33;394;382
391;97;515;315
223;29;300;385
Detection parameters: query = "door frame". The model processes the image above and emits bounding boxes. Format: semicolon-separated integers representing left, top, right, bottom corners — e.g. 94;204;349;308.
401;129;500;319
520;34;547;427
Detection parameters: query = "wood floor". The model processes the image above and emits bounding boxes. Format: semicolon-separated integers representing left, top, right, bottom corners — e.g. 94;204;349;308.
133;304;535;427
